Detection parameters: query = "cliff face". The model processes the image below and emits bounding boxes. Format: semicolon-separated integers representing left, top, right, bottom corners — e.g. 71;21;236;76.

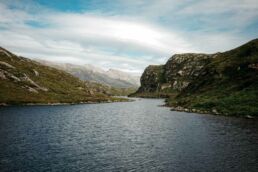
164;53;213;91
132;39;258;117
134;54;213;94
137;65;165;93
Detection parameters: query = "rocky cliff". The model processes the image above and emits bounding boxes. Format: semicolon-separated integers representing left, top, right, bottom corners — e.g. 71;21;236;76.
132;53;214;97
131;39;258;117
164;53;213;91
136;65;164;92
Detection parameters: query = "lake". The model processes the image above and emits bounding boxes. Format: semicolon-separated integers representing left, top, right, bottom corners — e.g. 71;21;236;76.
0;98;257;172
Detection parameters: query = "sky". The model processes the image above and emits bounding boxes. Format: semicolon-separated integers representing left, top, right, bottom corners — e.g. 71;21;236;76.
0;0;257;75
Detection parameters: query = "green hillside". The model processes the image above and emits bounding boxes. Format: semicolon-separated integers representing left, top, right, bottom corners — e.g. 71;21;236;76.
131;39;258;117
0;47;126;105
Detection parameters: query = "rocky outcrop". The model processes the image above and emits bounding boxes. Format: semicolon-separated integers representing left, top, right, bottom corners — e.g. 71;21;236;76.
132;39;258;117
134;53;214;94
33;69;39;76
137;65;164;93
0;61;48;93
0;48;13;58
164;53;213;91
0;61;16;69
21;74;48;92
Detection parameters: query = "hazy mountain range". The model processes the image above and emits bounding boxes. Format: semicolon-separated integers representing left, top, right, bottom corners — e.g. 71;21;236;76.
36;60;140;88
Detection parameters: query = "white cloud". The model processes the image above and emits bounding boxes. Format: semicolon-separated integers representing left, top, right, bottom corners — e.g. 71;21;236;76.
0;1;257;75
0;3;194;74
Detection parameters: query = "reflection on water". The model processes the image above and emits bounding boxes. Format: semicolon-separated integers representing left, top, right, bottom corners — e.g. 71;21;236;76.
0;98;257;171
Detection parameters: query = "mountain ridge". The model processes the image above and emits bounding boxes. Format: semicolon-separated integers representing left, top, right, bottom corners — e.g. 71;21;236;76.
36;59;140;88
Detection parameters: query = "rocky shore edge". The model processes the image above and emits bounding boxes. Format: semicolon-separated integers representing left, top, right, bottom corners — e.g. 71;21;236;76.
170;106;256;119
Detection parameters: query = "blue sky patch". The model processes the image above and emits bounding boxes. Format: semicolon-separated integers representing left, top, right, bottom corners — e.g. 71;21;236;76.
25;20;49;28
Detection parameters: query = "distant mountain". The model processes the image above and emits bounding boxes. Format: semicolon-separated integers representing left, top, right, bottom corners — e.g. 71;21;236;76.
0;47;125;105
36;60;140;88
131;39;258;117
106;69;140;87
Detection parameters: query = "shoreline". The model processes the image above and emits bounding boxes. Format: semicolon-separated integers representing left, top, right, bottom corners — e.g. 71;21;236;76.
131;95;257;119
0;97;134;107
169;105;256;119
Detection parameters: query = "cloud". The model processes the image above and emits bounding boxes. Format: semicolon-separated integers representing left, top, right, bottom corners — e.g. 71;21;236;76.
179;0;258;30
0;0;257;75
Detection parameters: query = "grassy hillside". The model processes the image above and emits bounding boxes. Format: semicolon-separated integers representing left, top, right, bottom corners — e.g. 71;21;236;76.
168;39;258;116
36;60;138;96
0;47;126;105
132;39;258;117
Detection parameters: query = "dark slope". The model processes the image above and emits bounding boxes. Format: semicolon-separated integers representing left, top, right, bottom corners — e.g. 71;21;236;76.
171;39;258;116
131;39;258;116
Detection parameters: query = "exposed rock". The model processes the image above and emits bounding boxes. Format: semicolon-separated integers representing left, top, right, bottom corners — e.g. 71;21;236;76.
0;61;15;69
172;81;190;91
212;109;219;115
177;70;184;76
1;46;126;105
77;87;83;90
33;69;39;76
160;83;171;90
132;39;258;117
1;69;27;82
9;74;21;82
165;53;212;91
248;63;258;70
135;65;164;93
89;90;94;95
134;53;213;93
184;108;189;112
24;86;39;93
0;49;12;57
21;74;48;92
245;115;254;119
0;70;6;79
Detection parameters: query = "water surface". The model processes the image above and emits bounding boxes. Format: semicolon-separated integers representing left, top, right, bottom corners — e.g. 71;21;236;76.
0;99;257;171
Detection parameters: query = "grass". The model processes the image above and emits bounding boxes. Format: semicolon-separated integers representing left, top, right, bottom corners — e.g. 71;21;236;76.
133;39;258;117
0;48;128;105
167;85;258;116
